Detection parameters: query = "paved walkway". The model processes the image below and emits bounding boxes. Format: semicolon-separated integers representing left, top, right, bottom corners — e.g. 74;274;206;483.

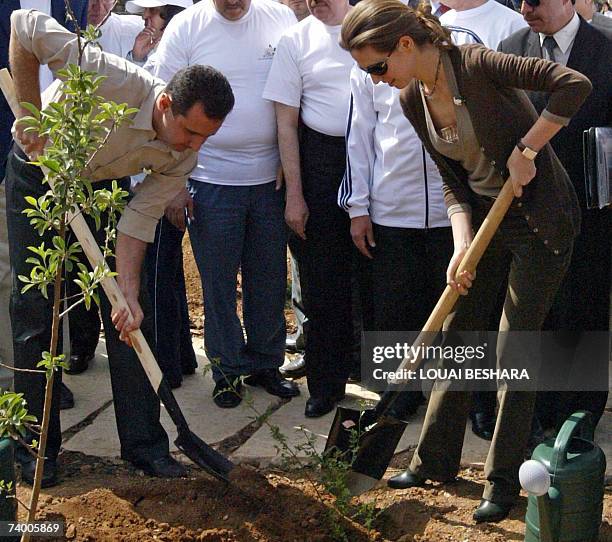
61;340;612;478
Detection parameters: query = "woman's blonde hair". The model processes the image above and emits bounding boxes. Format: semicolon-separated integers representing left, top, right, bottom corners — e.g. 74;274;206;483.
340;0;454;53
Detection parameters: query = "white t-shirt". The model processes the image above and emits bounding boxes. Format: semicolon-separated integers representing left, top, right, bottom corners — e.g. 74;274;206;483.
263;16;353;137
98;13;143;59
440;0;527;49
20;0;54;90
154;0;297;185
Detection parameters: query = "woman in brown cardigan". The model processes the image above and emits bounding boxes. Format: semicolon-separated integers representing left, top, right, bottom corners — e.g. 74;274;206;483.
341;0;592;523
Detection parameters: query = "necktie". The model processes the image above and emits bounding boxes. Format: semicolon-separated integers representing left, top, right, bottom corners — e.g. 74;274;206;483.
542;35;557;62
436;3;450;15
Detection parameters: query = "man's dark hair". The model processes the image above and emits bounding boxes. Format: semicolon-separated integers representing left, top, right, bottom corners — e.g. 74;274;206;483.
165;65;235;120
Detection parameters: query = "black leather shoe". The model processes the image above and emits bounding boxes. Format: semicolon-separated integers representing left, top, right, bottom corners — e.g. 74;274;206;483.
60;382;74;410
387;470;426;489
279;354;306;378
473;499;513;523
470;411;496;441
213;377;243;408
244;369;300;398
304;396;337;418
65;351;94;375
132;455;187;478
20;458;59;488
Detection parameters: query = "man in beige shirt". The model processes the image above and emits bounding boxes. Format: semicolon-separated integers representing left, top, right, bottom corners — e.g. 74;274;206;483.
6;9;234;486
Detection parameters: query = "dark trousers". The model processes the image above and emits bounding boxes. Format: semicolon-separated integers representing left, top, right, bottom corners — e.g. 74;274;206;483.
409;199;572;503
370;224;453;413
290;125;353;398
5;149;169;463
144;216;197;387
537;207;610;429
68;294;101;357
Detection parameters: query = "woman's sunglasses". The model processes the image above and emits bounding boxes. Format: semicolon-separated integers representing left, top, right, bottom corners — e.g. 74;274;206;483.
362;43;398;76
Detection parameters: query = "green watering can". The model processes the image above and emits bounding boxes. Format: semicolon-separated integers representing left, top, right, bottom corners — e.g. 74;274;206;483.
0;437;16;521
519;411;606;542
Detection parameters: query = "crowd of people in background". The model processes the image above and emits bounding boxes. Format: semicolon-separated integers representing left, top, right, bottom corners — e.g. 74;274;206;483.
0;0;609;526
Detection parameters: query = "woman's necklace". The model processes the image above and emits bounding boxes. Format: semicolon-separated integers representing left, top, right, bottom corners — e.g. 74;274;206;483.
421;53;442;100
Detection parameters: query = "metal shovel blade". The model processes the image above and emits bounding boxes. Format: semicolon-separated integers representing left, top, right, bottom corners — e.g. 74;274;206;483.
175;429;234;482
324;404;408;495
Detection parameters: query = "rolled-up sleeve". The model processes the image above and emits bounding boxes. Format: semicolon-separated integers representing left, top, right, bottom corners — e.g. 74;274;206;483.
117;153;197;242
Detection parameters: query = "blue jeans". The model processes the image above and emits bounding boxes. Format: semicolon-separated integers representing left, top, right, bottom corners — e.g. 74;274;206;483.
188;180;287;382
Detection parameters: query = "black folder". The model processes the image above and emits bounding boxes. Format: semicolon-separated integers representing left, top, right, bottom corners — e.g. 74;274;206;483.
583;127;612;209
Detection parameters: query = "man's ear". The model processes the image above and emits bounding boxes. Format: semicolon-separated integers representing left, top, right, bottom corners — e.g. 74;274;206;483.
159;92;173;112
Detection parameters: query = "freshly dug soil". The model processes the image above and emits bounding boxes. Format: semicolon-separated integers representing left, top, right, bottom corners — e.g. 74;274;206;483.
17;452;612;542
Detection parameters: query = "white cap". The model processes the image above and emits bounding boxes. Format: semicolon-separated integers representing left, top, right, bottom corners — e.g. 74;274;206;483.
125;0;193;14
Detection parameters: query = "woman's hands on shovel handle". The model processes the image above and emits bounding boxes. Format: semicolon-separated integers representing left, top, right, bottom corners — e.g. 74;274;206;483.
447;211;475;295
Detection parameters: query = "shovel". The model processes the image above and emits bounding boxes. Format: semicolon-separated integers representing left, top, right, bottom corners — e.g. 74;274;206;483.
325;180;515;494
0;68;234;482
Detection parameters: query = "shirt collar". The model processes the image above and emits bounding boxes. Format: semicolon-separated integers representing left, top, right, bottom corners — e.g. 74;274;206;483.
130;83;164;133
130;83;184;160
539;12;580;55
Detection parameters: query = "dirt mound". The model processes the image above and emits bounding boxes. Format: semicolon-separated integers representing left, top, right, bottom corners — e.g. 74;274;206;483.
17;453;612;542
29;463;373;541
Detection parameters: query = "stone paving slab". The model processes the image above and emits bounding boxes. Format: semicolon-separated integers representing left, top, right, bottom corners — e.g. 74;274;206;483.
61;341;113;431
63;346;278;456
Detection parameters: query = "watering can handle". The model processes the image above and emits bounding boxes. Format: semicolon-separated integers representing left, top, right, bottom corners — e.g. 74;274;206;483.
551;410;594;470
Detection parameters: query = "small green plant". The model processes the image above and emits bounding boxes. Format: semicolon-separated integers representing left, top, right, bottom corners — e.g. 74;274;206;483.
207;360;381;541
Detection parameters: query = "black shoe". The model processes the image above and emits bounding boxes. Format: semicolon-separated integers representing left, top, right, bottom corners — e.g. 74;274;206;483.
244;369;300;398
132;455;187;478
473;499;513;523
387;470;426;489
20;457;59;488
182;365;197;376
60;383;74;410
213;377;243;408
279;354;306;378
304;396;337;418
65;351;94;375
470;411;496;441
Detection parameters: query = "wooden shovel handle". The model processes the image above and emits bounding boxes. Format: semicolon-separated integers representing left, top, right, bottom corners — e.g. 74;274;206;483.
0;68;163;389
393;181;515;376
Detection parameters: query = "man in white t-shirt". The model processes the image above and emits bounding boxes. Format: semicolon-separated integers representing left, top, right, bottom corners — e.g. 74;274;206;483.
154;0;299;408
440;0;527;48
263;0;354;418
88;0;144;59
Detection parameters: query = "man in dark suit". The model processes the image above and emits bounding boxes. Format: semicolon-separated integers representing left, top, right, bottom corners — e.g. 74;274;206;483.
499;0;611;432
1;1;88;177
0;2;89;399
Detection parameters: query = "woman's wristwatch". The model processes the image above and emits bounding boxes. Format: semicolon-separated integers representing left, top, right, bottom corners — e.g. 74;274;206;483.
516;140;538;161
